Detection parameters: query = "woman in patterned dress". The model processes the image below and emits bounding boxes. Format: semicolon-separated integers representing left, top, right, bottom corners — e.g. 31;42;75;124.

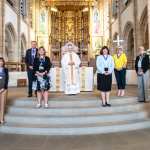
32;46;51;108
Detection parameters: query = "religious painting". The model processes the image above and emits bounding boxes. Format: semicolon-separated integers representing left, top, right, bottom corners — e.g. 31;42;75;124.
93;8;100;34
37;37;48;52
92;36;103;53
39;9;47;34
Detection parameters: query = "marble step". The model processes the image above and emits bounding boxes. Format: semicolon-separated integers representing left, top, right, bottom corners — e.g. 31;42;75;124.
1;119;150;135
4;109;150;125
6;97;139;107
6;102;150;115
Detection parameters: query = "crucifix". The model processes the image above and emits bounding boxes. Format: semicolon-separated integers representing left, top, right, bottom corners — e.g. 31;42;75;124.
113;35;123;46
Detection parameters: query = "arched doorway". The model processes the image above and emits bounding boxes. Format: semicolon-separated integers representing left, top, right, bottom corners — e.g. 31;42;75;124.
112;32;118;55
5;29;12;62
126;28;134;60
21;33;27;62
144;25;149;51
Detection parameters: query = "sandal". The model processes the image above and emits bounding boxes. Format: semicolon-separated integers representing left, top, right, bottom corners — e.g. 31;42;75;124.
36;104;41;109
45;104;49;109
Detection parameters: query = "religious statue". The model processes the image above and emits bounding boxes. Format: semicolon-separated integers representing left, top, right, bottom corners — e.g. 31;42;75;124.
94;9;98;23
40;39;46;47
94;20;100;34
41;9;46;22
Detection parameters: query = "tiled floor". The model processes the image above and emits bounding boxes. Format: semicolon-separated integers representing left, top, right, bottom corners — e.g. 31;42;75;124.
1;128;150;150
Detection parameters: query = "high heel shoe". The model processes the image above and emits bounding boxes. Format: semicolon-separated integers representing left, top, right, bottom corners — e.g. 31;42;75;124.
106;102;111;107
102;104;106;107
1;120;5;124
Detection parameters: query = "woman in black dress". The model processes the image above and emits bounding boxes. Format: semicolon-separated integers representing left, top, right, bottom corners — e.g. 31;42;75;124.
32;46;51;108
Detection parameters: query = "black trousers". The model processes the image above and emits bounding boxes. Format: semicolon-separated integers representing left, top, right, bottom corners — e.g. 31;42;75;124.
27;69;36;95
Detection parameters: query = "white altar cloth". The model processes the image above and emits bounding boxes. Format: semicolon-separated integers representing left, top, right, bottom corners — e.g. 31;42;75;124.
50;67;93;92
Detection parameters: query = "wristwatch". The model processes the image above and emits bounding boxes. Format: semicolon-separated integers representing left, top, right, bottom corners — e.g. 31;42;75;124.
122;67;124;69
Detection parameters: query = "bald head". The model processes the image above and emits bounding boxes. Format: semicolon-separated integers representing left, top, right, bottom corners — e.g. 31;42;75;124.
68;45;73;53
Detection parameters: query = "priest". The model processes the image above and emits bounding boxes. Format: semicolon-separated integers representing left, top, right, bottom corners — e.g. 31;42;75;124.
61;44;81;95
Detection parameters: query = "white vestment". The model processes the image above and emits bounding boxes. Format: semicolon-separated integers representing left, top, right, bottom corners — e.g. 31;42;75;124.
61;52;81;94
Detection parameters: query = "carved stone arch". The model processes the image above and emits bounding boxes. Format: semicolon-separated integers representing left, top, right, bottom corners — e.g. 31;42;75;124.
5;22;17;62
113;32;118;41
112;32;118;54
5;22;17;48
122;21;134;60
21;32;27;57
139;5;148;50
122;21;133;41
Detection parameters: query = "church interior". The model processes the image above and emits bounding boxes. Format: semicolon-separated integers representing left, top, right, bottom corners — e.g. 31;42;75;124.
0;0;150;149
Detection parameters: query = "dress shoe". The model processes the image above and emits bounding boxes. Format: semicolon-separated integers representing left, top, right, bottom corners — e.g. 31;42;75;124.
106;102;111;107
28;94;32;97
102;104;106;107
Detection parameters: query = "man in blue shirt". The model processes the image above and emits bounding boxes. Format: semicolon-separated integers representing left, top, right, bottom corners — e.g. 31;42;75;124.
25;41;38;97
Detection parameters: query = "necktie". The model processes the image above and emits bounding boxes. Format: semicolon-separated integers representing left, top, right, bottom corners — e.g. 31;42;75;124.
32;49;35;65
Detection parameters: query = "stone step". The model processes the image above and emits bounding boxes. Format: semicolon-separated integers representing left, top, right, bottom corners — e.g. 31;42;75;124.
1;119;150;135
6;102;150;115
4;109;150;125
6;97;139;107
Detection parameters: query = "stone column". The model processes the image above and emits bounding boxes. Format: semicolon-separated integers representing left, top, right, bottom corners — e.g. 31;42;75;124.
147;0;150;49
109;0;113;55
35;0;40;41
27;0;31;49
32;0;36;32
13;0;21;62
100;0;105;46
133;0;142;58
48;6;51;57
0;0;5;58
89;6;93;60
118;0;124;40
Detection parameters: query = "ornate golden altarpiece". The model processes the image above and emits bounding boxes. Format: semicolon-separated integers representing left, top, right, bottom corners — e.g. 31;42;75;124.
46;0;92;67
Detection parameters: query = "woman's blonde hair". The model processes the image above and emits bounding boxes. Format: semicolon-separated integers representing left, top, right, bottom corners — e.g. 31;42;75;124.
116;45;123;51
37;46;46;58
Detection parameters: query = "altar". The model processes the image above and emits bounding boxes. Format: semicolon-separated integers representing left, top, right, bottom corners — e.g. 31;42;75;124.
49;67;93;92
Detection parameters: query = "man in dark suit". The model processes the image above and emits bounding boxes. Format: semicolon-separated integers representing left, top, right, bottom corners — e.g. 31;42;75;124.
25;41;38;97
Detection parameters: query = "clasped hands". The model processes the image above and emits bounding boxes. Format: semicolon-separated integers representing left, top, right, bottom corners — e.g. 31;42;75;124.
104;71;109;75
115;67;123;71
138;72;144;76
36;71;47;77
68;62;75;66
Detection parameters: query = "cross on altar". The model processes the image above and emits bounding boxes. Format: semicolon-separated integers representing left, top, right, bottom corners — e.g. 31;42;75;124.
113;35;123;46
